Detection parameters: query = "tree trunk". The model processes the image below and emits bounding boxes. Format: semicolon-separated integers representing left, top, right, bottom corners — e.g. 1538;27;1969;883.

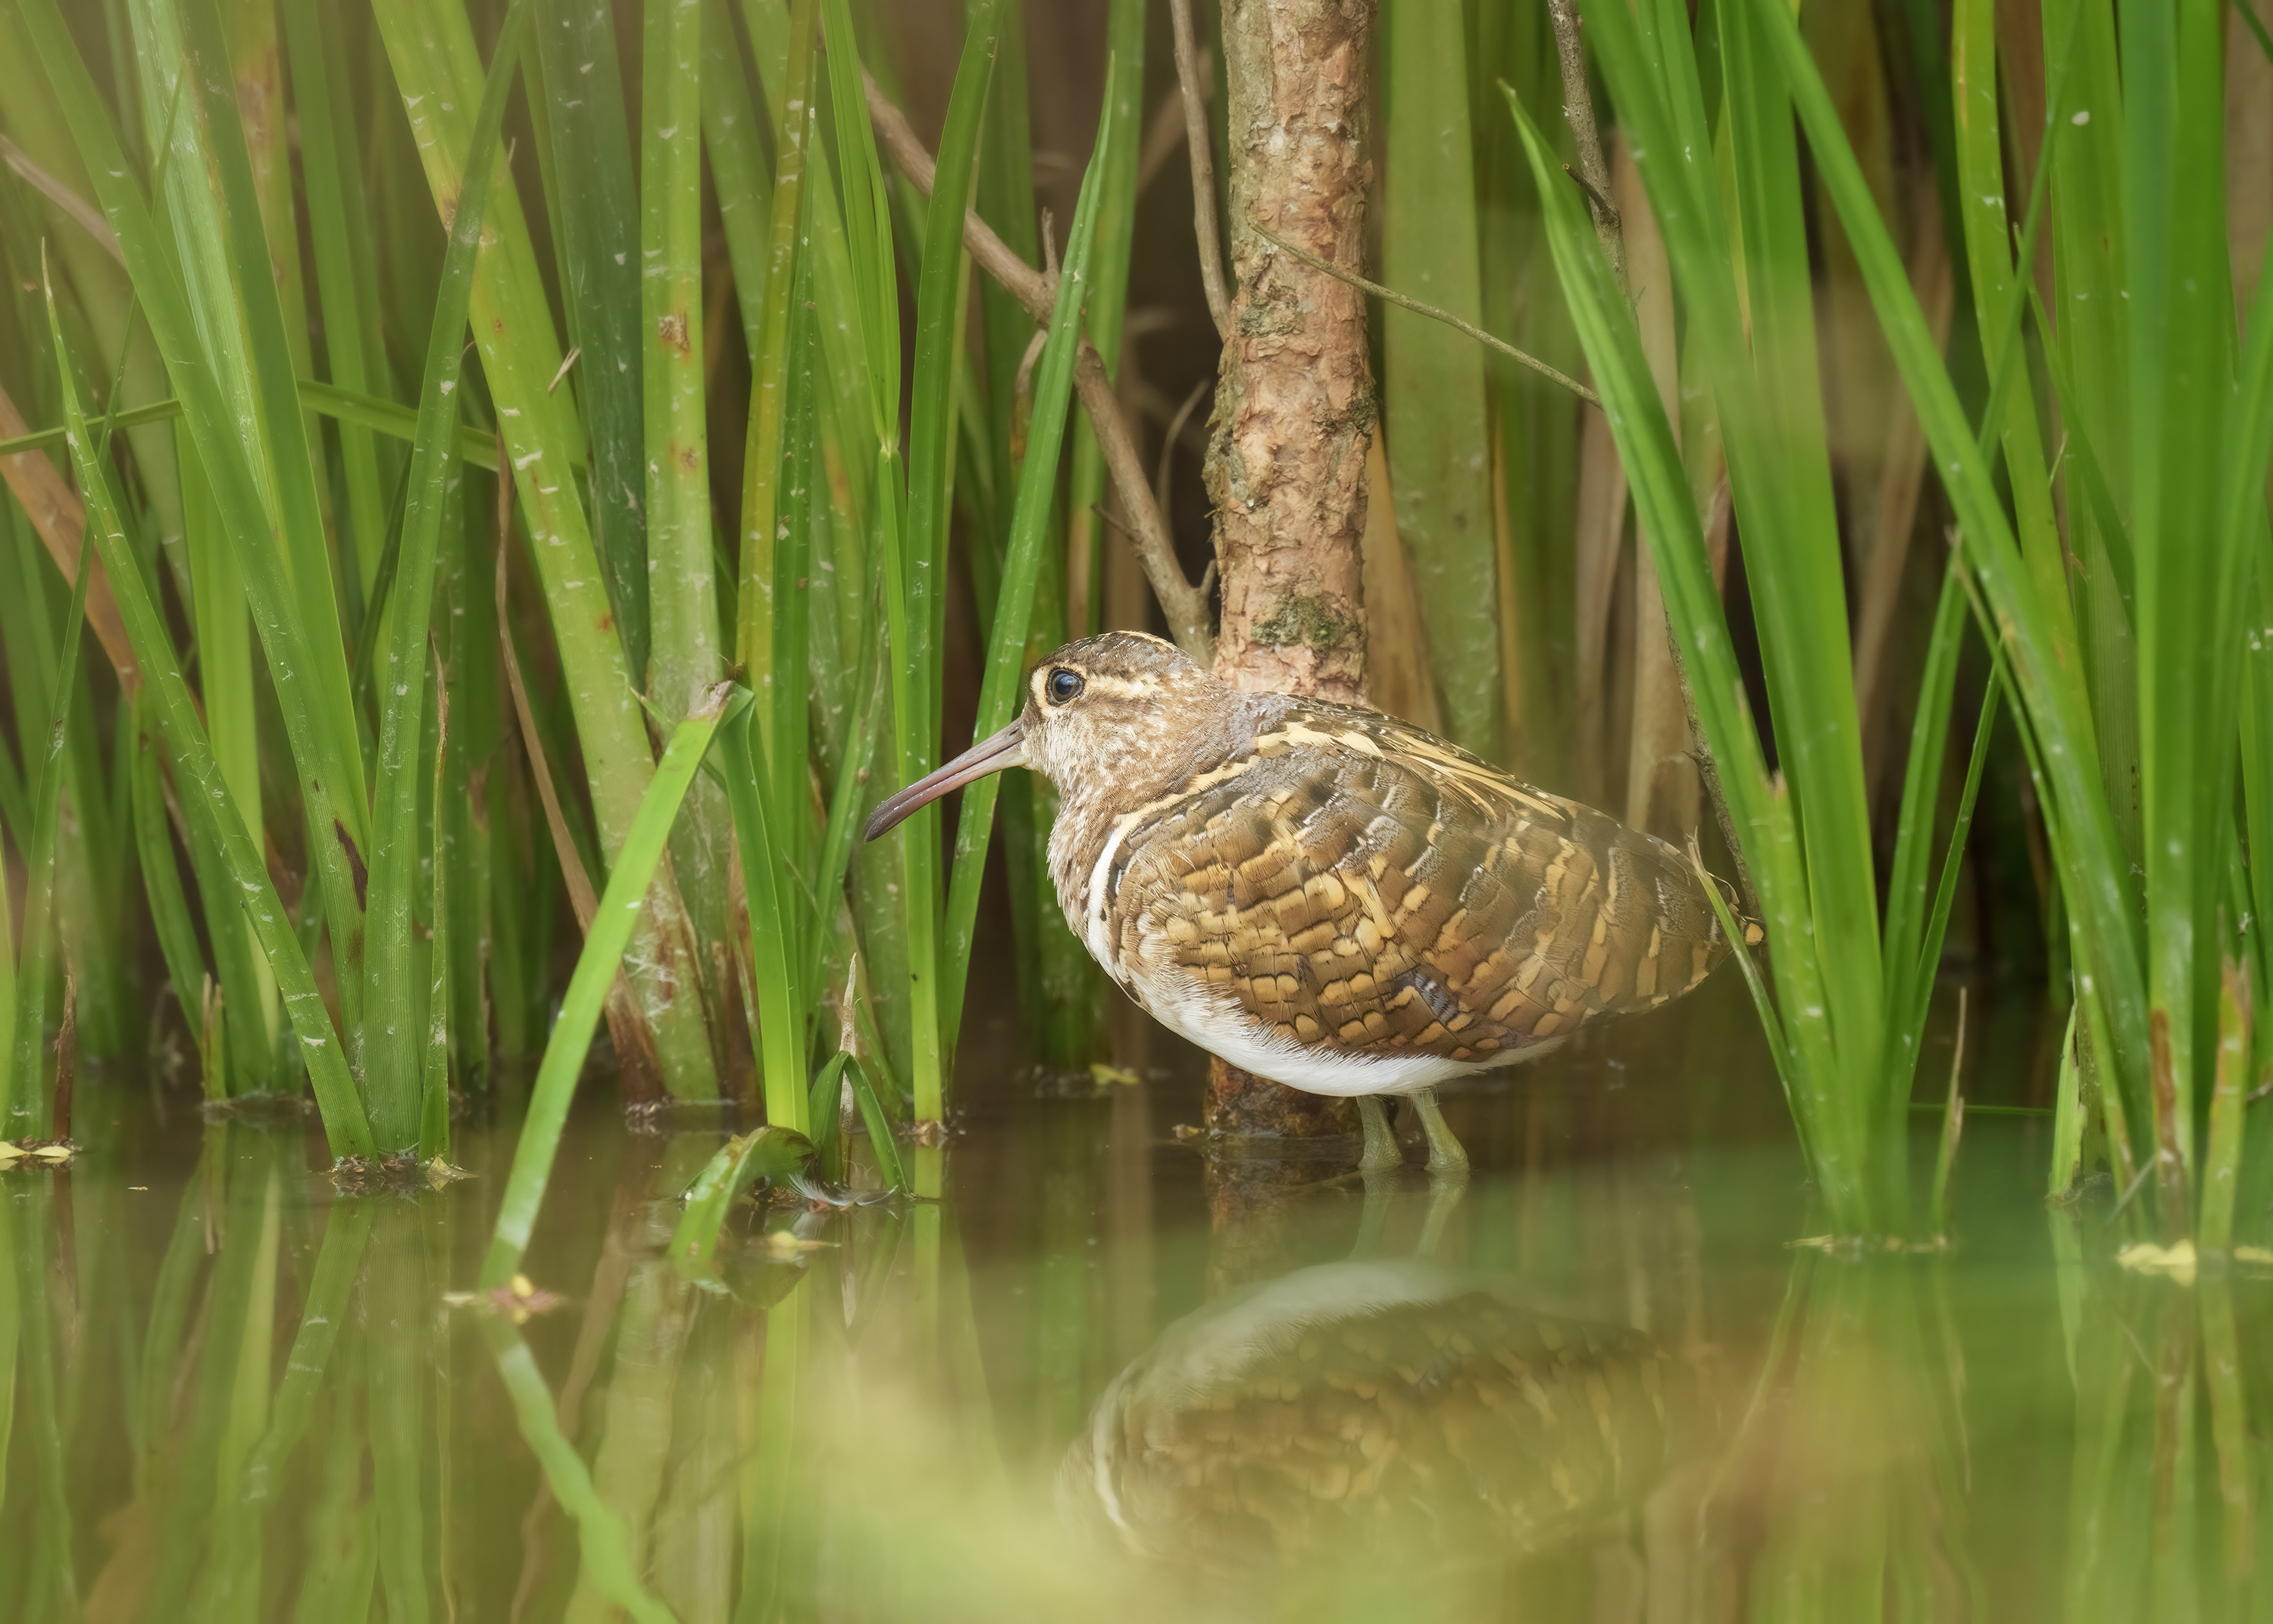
1202;0;1376;1140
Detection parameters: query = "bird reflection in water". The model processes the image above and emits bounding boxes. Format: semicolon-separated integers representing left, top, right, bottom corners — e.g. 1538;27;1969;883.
1059;1179;1681;1579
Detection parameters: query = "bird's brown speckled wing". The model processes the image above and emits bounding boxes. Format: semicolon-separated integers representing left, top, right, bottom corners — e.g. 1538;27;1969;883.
1102;705;1734;1063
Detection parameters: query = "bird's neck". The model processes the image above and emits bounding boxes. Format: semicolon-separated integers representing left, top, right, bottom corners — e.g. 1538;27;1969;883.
1041;690;1283;943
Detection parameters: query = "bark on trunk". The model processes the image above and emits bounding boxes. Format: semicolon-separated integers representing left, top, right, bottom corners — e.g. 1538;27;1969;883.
1202;0;1376;1140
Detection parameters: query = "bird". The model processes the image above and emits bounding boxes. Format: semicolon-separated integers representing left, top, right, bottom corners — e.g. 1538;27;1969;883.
863;630;1750;1174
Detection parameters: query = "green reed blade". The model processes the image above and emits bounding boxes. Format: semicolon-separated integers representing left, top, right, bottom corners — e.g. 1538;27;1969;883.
938;66;1114;1063
24;0;376;1020
742;0;877;521
967;0;1032;595
643;0;719;729
480;1317;677;1624
282;0;391;605
2199;960;2250;1251
702;0;775;358
2027;286;2135;617
1953;0;2074;651
736;0;815;689
2131;0;2246;1191
895;0;999;1085
1509;69;1856;1219
1881;563;1971;1093
719;696;809;1132
363;0;521;1151
375;0;721;1100
807;1048;848;1181
669;1124;815;1273
4;486;89;1134
1715;0;1885;1088
1747;0;2152;1148
1900;659;2002;1121
2041;0;2142;876
44;281;371;1155
1064;0;1143;642
422;657;452;1162
805;616;888;1019
534;0;649;679
1593;1;1848;1122
482;686;740;1288
1383;0;1498;757
817;0;900;448
843;1053;905;1191
177;0;368;917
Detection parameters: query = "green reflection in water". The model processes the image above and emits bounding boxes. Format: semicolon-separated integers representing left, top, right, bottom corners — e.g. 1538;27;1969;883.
0;1067;2267;1620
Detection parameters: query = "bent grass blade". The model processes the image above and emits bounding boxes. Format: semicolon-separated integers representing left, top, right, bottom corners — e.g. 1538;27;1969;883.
480;686;744;1290
669;1124;817;1275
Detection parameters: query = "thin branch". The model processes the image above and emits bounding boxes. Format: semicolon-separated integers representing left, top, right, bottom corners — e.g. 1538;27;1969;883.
1155;377;1211;519
1549;0;1627;295
1249;223;1599;404
864;72;1215;661
1169;0;1232;337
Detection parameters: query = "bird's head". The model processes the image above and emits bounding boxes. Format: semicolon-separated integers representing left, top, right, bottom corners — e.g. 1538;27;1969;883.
862;631;1235;841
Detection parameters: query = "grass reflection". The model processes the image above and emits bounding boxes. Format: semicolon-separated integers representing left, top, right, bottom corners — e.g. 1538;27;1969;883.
0;1093;2267;1619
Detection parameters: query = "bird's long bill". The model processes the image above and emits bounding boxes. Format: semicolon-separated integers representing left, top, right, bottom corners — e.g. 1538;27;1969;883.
861;720;1027;842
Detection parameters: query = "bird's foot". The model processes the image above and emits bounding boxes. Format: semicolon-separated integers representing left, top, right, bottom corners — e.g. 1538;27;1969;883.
1412;1088;1470;1178
1356;1095;1404;1172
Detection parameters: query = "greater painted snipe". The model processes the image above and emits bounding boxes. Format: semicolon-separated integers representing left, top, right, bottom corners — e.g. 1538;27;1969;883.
865;632;1749;1172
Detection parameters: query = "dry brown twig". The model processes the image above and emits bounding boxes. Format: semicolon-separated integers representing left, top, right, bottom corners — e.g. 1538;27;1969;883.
863;73;1215;662
1248;223;1598;404
1169;0;1232;337
1548;0;1627;294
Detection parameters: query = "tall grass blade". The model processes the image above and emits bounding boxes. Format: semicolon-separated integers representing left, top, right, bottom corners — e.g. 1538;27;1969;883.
43;281;373;1158
902;0;999;1080
864;0;982;1120
1383;0;1498;757
718;698;811;1134
362;0;523;1151
5;457;91;1135
1746;0;2153;1154
843;1053;905;1191
939;66;1115;1060
480;686;741;1288
533;0;649;678
701;0;775;358
422;657;452;1162
1505;77;1846;1219
282;0;392;606
734;0;815;686
1063;0;1144;642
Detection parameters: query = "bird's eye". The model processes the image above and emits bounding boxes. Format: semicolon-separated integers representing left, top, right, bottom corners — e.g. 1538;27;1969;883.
1046;667;1085;705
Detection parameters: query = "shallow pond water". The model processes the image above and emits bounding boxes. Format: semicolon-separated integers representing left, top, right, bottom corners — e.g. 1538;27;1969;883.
2;988;2268;1621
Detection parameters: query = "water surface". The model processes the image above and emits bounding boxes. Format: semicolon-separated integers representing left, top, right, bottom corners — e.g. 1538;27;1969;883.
2;994;2265;1621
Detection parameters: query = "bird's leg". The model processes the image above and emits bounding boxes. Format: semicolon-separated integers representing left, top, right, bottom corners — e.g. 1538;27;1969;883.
1410;1088;1470;1176
1356;1095;1403;1172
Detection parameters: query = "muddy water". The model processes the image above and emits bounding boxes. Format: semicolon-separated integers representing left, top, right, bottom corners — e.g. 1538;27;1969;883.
2;989;2268;1621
